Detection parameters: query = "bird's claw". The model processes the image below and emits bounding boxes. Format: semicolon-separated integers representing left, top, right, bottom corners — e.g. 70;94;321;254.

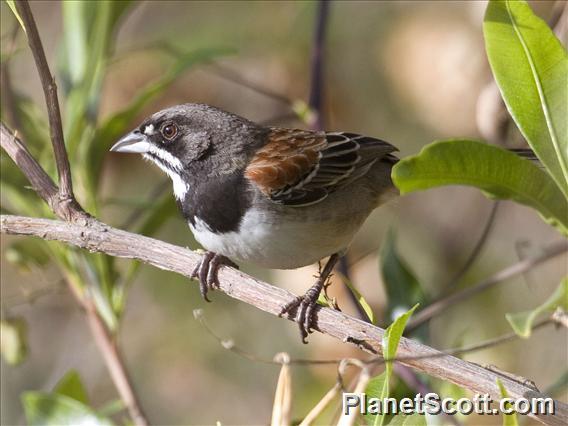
279;281;323;344
190;252;237;302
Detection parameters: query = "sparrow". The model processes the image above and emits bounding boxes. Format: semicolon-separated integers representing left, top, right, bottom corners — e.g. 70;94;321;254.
110;103;398;342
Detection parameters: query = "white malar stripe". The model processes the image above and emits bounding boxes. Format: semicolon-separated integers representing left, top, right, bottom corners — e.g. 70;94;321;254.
143;153;189;201
147;145;184;172
144;124;155;135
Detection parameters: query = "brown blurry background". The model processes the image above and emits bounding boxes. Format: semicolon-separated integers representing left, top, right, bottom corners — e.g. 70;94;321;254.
1;1;566;425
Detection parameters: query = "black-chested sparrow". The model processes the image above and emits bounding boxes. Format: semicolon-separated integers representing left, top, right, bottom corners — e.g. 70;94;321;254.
110;103;398;342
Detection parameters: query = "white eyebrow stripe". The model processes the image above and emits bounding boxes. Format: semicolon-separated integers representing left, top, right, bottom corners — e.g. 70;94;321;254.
144;124;155;135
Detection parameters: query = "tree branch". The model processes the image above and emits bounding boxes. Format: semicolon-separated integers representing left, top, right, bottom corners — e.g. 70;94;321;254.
1;214;566;426
14;1;77;216
1;123;59;210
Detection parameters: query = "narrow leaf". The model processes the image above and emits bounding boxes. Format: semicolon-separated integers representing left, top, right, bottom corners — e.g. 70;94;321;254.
340;273;376;324
380;230;426;323
506;277;567;337
365;304;419;426
484;0;568;197
497;379;519;426
5;0;26;33
392;140;568;235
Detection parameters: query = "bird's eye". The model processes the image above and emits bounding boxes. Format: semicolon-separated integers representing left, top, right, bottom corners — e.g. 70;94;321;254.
160;122;178;141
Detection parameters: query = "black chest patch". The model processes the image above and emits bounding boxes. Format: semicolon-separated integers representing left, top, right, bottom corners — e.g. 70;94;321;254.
178;171;251;234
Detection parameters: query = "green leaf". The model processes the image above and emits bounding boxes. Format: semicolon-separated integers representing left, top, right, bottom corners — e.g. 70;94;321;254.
484;0;568;198
388;413;427;426
54;370;89;405
22;392;113;426
5;0;26;33
497;379;519;426
380;230;426;324
0;317;27;365
392;140;568;235
506;277;567;337
339;273;375;324
365;304;419;426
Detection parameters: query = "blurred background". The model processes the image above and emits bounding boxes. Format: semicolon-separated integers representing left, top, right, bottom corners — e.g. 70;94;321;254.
1;1;566;425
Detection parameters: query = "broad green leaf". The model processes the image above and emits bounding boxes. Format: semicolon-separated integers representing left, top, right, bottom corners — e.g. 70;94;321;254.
0;317;27;365
54;370;89;405
484;0;568;197
5;0;26;33
380;230;426;324
497;379;519;426
392;140;568;235
339;273;375;324
365;304;419;426
22;392;113;426
388;413;427;426
506;277;567;337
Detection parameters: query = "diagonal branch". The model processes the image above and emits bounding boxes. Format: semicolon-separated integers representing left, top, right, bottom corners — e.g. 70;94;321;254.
1;213;567;426
1;123;58;208
14;1;78;216
406;240;568;332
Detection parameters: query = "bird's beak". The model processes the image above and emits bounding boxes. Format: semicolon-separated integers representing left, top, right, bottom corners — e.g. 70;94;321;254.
110;131;151;154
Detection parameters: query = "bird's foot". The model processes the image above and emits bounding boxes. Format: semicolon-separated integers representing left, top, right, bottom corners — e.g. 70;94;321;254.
190;252;238;302
279;279;324;344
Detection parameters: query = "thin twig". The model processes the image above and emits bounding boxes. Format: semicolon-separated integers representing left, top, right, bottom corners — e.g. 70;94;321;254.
440;201;500;292
80;292;149;426
406;241;568;332
307;0;368;323
14;1;75;208
308;0;330;131
208;63;293;106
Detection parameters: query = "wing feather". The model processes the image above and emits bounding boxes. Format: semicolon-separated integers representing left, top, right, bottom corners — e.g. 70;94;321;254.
245;128;397;206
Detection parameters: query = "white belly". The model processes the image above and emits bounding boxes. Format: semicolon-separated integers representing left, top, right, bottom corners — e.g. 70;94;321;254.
189;208;364;269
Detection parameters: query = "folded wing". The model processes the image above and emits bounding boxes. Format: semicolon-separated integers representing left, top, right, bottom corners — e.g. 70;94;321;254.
245;128;397;206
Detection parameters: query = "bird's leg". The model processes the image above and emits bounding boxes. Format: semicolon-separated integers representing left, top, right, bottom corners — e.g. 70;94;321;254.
190;251;238;302
279;253;340;343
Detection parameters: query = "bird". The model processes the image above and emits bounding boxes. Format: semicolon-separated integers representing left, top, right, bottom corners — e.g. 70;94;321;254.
110;103;399;342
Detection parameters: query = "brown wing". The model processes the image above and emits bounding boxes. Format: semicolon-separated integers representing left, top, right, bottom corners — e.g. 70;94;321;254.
245;128;397;206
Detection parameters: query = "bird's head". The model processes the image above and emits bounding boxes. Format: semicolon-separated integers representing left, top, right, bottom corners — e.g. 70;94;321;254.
110;103;263;198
